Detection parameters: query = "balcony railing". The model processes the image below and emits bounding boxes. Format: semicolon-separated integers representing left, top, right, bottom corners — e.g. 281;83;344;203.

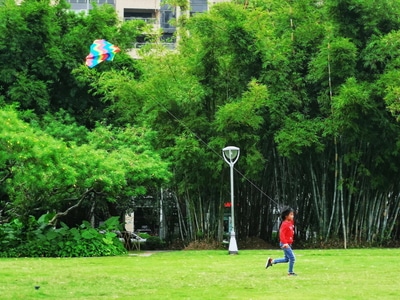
133;42;176;50
124;17;158;24
68;0;115;3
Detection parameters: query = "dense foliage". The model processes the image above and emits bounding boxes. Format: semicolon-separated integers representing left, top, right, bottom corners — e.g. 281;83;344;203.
0;215;126;257
2;0;400;253
0;0;170;255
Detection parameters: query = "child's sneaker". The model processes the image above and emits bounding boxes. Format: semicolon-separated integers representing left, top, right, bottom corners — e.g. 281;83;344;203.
288;272;297;276
265;257;273;269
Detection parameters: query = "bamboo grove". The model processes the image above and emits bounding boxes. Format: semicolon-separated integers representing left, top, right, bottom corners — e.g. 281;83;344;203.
1;0;400;248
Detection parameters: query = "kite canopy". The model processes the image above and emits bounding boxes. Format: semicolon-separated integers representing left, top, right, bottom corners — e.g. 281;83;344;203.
85;39;120;68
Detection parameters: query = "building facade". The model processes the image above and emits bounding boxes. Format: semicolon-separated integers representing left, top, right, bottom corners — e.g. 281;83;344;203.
67;0;227;32
67;0;227;57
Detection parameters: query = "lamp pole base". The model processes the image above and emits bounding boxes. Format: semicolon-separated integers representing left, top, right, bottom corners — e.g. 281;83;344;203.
228;231;238;255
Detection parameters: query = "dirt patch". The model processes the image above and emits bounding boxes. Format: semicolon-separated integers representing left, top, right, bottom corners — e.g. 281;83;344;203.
184;240;225;250
183;237;275;250
129;250;171;256
238;237;276;250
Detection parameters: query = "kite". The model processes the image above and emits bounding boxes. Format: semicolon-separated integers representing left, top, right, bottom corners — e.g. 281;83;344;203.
85;39;120;68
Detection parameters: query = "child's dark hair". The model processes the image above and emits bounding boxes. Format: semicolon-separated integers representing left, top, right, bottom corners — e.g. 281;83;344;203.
280;207;294;220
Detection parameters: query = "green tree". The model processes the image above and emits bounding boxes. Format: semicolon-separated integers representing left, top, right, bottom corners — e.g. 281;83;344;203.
0;0;144;127
4;0;400;247
0;107;170;224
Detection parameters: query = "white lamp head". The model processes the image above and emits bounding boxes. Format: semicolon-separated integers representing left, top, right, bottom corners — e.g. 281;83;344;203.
222;146;240;165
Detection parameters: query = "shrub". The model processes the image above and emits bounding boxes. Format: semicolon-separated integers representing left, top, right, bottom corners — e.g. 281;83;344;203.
0;215;127;257
144;236;165;250
0;218;24;252
138;232;151;239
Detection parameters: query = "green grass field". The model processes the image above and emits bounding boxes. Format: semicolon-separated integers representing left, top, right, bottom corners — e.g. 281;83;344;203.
0;248;398;299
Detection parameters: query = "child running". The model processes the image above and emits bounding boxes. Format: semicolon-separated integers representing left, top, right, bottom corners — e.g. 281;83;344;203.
265;207;297;276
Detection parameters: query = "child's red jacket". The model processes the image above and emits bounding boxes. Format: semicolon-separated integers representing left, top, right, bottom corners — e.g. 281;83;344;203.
279;220;294;244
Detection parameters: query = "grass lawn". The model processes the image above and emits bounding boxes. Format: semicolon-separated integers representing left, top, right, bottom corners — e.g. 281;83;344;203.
0;248;398;299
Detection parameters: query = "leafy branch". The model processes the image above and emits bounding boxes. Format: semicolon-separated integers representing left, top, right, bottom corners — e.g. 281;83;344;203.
48;188;94;226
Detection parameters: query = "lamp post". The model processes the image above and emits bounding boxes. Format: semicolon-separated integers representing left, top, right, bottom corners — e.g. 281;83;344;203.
222;146;240;255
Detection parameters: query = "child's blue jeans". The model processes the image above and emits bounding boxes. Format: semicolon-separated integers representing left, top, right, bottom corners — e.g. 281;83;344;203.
274;242;296;273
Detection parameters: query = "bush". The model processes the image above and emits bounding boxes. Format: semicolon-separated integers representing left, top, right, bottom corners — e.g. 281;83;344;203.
0;218;24;252
138;232;151;239
0;215;127;257
144;236;165;250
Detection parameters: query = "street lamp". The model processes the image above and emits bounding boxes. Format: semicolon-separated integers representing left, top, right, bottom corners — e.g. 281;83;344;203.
222;146;240;255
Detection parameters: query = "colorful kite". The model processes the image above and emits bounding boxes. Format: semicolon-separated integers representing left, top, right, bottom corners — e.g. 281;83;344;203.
85;39;120;68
